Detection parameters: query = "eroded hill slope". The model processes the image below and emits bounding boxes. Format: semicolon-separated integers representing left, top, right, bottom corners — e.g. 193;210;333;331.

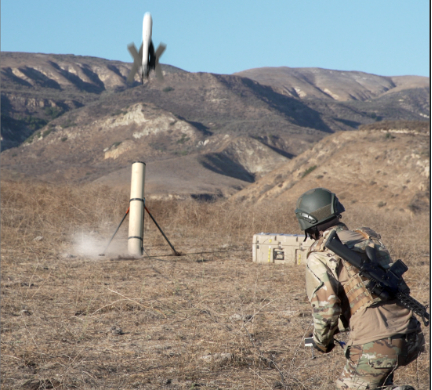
231;124;430;214
234;66;429;102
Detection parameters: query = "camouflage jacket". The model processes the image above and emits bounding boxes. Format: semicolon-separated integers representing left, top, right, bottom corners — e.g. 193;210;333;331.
305;223;349;350
305;223;412;349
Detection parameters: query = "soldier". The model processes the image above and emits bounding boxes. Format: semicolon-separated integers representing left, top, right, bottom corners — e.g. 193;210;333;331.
295;188;425;390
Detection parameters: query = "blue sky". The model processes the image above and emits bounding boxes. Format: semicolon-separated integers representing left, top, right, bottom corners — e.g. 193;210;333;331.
2;0;430;77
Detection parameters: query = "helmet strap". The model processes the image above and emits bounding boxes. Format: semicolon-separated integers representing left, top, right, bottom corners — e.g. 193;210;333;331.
305;216;341;241
305;225;320;240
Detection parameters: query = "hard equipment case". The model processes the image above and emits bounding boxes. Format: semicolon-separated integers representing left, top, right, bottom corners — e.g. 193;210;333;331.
252;233;314;265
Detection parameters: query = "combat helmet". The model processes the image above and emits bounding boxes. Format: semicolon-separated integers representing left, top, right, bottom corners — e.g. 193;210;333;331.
295;188;345;231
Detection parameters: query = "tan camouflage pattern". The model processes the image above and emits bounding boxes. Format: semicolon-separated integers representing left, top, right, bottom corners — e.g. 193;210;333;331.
335;327;425;390
306;223;348;350
348;227;393;270
342;269;377;316
306;223;403;349
338;227;393;315
305;223;425;389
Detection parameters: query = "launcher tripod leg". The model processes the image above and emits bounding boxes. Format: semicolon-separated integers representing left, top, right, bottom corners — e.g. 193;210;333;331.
99;208;130;256
144;205;180;256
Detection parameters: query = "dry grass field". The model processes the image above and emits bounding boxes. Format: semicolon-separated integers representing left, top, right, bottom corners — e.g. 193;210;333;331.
1;180;430;389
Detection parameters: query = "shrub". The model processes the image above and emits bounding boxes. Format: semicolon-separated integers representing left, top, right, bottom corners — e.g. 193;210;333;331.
25;131;41;144
176;134;190;144
110;109;127;116
44;107;63;119
43;128;53;138
61;118;77;128
21;116;48;131
301;165;317;178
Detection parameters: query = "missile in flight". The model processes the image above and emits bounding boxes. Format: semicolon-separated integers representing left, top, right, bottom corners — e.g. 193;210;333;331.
127;12;166;84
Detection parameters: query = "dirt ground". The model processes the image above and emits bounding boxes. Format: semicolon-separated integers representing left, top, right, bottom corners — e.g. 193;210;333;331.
1;181;430;389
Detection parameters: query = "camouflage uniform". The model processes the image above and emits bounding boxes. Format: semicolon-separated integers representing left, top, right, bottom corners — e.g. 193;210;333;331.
336;333;425;390
306;223;425;390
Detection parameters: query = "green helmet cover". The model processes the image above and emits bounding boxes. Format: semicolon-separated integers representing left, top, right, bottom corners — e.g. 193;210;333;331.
295;188;345;231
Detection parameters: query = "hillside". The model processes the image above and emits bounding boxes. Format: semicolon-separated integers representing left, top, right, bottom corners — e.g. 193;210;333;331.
234;66;430;102
2;53;429;151
231;124;430;214
1;52;430;200
0;99;295;199
1;52;185;150
1;51;186;93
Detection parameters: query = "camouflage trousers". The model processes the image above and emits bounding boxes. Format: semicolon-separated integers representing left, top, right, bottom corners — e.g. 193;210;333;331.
336;328;425;390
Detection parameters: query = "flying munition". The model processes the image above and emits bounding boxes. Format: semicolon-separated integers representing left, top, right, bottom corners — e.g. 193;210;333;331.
127;12;166;84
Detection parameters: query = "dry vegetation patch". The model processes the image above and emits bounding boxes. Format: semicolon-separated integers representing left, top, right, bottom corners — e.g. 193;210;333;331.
1;181;430;389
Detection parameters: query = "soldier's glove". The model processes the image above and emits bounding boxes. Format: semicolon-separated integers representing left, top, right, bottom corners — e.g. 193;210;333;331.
308;333;335;354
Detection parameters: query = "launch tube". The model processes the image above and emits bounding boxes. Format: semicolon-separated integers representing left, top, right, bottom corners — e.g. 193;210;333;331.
128;161;146;256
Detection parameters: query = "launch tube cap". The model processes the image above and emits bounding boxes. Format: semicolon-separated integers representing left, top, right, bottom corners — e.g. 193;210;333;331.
295;188;345;231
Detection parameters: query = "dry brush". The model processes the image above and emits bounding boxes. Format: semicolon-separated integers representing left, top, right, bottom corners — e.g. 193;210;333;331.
1;180;430;389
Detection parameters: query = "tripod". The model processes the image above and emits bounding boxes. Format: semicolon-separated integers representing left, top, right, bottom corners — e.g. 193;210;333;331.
99;203;180;256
